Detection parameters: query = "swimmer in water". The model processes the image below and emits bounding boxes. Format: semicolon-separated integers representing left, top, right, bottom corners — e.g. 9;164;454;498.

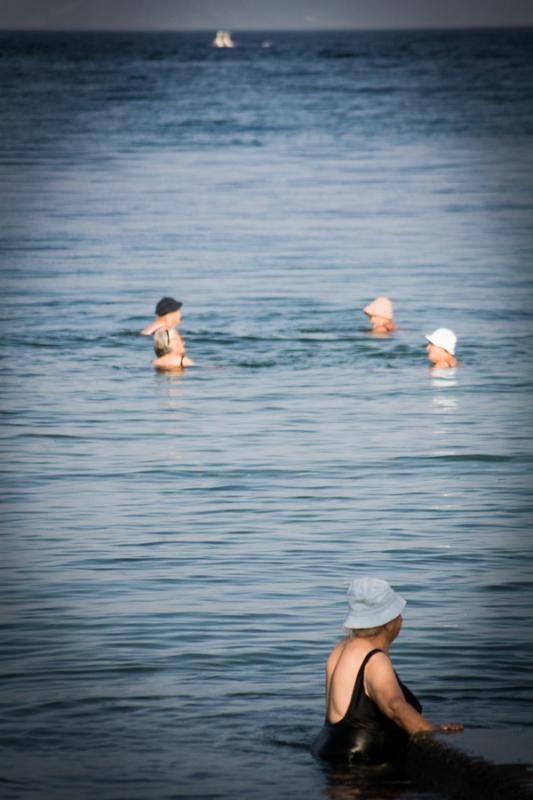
363;296;397;334
140;296;187;361
152;328;194;371
312;577;463;767
425;328;458;368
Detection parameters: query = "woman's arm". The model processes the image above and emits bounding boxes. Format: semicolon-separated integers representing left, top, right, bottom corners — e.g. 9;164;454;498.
365;652;462;735
140;320;164;335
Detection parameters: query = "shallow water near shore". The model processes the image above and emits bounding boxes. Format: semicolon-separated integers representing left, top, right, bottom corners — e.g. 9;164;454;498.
1;28;533;800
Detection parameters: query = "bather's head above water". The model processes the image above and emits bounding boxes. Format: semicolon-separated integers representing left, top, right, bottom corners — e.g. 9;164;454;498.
141;296;183;336
425;328;458;368
343;576;405;643
363;296;397;333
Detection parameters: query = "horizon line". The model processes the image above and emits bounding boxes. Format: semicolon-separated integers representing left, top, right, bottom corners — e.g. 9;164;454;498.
1;23;532;33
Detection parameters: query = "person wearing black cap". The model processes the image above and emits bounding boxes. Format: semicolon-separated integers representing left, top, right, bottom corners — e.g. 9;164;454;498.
140;296;191;364
140;297;183;336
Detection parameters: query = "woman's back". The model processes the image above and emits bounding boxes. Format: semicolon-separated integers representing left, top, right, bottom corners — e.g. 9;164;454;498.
326;638;379;723
314;640;421;765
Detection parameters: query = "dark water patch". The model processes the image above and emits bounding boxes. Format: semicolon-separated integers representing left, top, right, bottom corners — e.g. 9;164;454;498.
318;49;365;60
393;453;525;464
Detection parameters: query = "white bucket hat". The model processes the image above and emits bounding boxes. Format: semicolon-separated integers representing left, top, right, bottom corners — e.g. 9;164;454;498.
425;328;457;356
343;577;406;629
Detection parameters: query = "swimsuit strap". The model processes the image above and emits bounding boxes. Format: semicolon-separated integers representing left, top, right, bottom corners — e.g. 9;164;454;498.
345;648;383;716
362;647;382;666
356;648;383;691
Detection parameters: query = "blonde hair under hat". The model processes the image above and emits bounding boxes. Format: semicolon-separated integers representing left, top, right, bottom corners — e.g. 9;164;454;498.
425;328;457;356
343;577;406;629
363;296;394;320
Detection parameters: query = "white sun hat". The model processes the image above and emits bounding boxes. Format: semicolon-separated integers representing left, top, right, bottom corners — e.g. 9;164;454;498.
343;577;406;629
425;328;457;356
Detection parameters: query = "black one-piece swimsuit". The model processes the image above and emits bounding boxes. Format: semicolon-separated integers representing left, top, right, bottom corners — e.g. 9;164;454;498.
312;648;422;765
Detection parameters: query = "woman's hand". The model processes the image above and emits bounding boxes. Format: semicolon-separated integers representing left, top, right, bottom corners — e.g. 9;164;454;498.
434;722;464;732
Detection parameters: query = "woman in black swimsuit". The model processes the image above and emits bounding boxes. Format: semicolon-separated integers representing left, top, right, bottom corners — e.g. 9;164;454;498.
312;578;462;766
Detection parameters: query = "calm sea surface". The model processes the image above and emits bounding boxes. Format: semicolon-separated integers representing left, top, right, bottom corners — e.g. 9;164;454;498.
1;28;533;800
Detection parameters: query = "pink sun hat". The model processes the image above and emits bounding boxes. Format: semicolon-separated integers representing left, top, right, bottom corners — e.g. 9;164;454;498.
363;296;394;320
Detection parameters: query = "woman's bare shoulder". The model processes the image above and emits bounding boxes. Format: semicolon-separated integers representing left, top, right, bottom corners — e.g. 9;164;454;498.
364;650;397;686
326;637;373;672
326;638;348;670
365;649;393;669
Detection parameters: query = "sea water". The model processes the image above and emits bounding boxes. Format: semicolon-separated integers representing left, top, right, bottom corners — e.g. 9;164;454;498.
0;28;532;800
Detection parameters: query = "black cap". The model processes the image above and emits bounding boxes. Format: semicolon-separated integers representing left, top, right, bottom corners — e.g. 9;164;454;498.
155;297;182;316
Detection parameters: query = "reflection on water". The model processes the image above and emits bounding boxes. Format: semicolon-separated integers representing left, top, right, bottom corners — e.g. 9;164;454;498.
157;373;187;408
430;368;458;416
431;395;458;412
430;368;458;388
320;763;437;800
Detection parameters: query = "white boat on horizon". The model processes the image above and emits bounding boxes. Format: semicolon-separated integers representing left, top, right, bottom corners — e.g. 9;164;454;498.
213;31;235;48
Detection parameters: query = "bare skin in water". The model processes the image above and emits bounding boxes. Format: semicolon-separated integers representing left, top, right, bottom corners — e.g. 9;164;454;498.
426;341;457;369
152;328;194;371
